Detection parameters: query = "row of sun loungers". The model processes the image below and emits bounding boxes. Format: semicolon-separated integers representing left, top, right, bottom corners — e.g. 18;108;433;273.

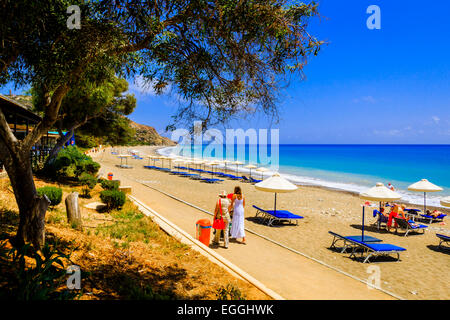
373;209;440;234
173;166;263;183
144;165;224;183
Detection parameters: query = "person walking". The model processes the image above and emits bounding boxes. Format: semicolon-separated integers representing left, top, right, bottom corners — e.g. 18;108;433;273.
212;190;231;248
230;186;246;244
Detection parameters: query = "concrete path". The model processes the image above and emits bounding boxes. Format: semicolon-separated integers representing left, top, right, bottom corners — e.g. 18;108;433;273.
99;163;395;300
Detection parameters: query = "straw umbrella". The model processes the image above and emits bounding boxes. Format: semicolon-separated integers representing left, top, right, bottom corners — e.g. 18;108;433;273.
256;167;269;180
206;161;220;178
183;160;193;172
359;183;402;241
118;154;132;167
193;160;205;172
233;161;243;174
172;158;186;170
222;160;232;173
254;173;298;213
408;179;443;213
440;196;450;207
244;164;257;178
158;156;167;168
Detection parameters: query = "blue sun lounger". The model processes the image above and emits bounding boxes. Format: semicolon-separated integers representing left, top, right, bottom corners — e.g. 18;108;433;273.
373;210;389;230
181;173;200;178
328;231;382;253
226;174;242;180
436;234;450;250
200;178;223;183
348;239;406;263
394;217;428;236
253;205;303;226
420;213;447;224
249;177;262;183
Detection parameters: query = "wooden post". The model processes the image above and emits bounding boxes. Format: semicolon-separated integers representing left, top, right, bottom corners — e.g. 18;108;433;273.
65;192;82;229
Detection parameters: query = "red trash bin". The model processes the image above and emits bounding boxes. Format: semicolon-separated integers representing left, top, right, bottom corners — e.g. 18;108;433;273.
195;219;212;246
107;172;113;180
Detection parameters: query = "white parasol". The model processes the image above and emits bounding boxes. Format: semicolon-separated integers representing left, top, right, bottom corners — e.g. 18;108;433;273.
359;182;402;240
244;164;258;178
408;179;443;212
255;167;269;180
255;173;298;212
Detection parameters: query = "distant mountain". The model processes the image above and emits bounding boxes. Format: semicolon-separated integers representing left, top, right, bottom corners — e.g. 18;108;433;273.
128;120;176;146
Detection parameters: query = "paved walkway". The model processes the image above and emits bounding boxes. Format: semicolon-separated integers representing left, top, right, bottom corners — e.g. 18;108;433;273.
99;163;395;300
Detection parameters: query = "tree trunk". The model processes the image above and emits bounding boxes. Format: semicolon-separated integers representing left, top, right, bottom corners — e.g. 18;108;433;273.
3;152;49;249
44;128;74;167
65;192;82;229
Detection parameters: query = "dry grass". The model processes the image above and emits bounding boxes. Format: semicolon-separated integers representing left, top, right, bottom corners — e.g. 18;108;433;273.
0;176;270;300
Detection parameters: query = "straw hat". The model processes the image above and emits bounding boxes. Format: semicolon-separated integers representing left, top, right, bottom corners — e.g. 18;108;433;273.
218;190;227;197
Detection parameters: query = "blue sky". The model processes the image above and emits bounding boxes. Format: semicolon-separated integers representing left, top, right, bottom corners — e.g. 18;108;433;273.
3;0;450;144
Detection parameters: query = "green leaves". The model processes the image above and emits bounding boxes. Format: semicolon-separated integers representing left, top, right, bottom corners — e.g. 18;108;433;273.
3;0;323;132
2;243;79;300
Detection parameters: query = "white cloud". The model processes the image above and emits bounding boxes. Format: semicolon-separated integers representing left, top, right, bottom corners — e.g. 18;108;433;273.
431;115;440;124
353;96;376;104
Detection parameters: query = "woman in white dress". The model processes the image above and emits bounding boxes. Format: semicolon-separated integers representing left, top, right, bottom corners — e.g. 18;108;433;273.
229;186;246;244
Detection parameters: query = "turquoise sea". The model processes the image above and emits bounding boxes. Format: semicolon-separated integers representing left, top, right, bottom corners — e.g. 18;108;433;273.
158;144;450;208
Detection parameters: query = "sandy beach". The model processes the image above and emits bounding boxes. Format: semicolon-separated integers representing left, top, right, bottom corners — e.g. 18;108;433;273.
92;146;450;300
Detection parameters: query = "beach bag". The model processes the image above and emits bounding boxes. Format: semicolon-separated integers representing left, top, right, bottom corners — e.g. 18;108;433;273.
213;199;226;230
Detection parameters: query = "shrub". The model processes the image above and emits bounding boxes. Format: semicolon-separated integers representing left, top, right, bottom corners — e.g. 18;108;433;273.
79;173;97;197
0;243;80;300
75;159;100;176
100;190;126;210
101;179;120;190
37;186;62;207
43;146;100;180
215;284;246;300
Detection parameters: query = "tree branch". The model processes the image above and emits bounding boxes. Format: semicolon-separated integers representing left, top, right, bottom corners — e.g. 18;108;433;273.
21;84;69;152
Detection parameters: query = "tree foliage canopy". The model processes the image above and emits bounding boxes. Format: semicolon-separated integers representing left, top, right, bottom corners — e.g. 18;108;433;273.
0;0;322;248
2;0;322;132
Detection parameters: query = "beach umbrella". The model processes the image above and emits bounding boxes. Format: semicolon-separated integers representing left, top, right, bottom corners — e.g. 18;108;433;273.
172;158;186;170
233;161;243;174
146;155;155;166
183;160;193;172
440;196;450;207
206;161;220;178
244;164;258;178
158;156;167;168
359;183;402;241
254;173;298;212
193;160;205;172
408;179;443;213
256;167;269;180
117;154;132;168
222;160;232;173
